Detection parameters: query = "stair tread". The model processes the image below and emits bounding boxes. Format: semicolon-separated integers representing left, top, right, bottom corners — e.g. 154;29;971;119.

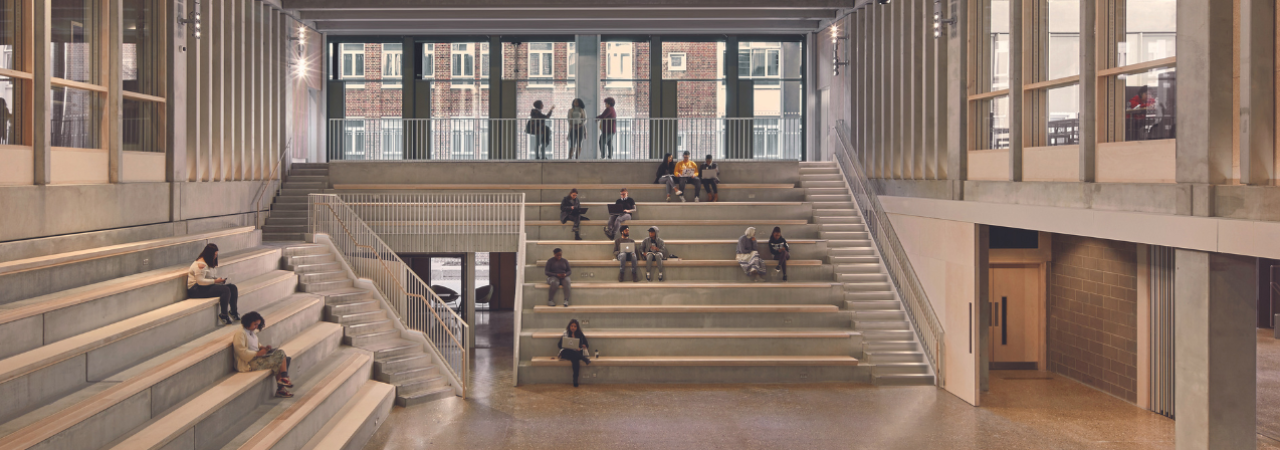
0;227;256;278
300;380;394;450
533;304;840;313
533;259;823;267
223;350;372;450
528;328;858;339
531;282;839;289
530;355;859;366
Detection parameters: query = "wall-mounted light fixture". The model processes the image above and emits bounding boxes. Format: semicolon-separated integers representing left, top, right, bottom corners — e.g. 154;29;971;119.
933;0;956;39
831;24;849;76
177;0;201;40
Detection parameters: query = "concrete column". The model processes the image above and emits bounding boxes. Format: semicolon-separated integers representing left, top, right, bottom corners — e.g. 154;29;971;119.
107;0;123;183
230;0;244;180
1240;0;1275;186
1175;0;1234;185
946;0;966;195
33;0;52;185
576;35;600;160
875;4;886;178
169;0;188;219
1174;249;1257;450
1007;0;1023;182
464;252;477;351
934;0;949;180
890;0;902;178
488;36;502;121
1078;0;1096;182
209;0;223;181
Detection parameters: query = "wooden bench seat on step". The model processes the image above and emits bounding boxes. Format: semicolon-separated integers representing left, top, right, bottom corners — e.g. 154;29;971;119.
530;355;859;367
530;329;858;339
533;259;822;267
531;282;839;289
299;380;395;450
332;183;795;191
0;227;255;277
230;352;373;450
531;304;840;313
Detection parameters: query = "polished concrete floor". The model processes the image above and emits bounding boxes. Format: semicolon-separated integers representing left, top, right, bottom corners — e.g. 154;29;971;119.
363;313;1278;449
1261;328;1280;444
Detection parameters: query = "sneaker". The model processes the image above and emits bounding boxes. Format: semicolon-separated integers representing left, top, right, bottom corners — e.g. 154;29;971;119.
548;300;556;307
632;273;639;283
230;312;241;323
675;190;683;196
564;300;570;307
783;275;788;281
694;196;700;202
218;314;233;326
646;271;652;282
776;266;783;273
618;271;625;282
680;196;686;202
659;272;665;282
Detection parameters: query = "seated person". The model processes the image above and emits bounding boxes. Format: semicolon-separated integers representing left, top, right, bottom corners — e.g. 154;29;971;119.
654;154;678;202
605;188;637;239
700;154;721;202
554;319;591;387
545;248;572;307
674;151;703;202
737;227;767;282
560;188;588;240
189;243;239;325
768;227;791;282
641;226;668;282
233;312;293;398
614;225;639;282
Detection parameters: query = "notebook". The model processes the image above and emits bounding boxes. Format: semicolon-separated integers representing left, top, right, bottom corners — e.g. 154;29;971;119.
561;336;580;349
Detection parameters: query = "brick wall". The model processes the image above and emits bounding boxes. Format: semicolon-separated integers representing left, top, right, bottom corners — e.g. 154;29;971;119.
1047;234;1139;403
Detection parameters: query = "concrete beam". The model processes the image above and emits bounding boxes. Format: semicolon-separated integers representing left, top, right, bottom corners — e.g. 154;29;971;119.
1239;0;1275;186
313;19;821;34
1174;0;1233;184
284;0;853;9
299;9;840;21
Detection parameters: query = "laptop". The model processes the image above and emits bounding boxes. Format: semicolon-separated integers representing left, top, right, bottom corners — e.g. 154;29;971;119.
702;168;718;179
607;203;627;215
680;167;697;177
619;242;635;254
561;336;580;349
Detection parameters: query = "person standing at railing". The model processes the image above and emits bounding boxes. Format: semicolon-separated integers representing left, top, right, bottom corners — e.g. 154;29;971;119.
528;100;555;160
597;97;617;159
700;154;721;202
568;99;587;159
605;187;637;239
614;225;640;283
545;248;573;307
654;154;678;202
560;188;587;241
674;151;703;202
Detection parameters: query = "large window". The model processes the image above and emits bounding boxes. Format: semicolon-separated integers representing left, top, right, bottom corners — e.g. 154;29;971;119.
1027;0;1080;147
527;42;553;87
121;0;163;153
382;43;401;89
452;43;474;78
605;42;634;88
422;44;434;79
740;43;780;79
341;43;365;88
0;0;26;147
970;0;1011;151
336;42;403;124
1107;0;1176;142
51;0;102;149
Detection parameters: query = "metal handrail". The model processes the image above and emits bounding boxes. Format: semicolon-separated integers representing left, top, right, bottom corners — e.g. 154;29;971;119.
252;140;292;227
833;120;945;384
308;194;469;395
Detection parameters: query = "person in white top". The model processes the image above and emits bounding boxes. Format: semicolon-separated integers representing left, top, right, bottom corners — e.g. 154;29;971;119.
233;311;293;398
188;243;239;326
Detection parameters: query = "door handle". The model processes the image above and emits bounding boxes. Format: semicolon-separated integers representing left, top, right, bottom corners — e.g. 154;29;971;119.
1001;296;1008;345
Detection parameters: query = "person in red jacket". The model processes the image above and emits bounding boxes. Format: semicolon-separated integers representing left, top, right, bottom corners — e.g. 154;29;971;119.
597;97;617;159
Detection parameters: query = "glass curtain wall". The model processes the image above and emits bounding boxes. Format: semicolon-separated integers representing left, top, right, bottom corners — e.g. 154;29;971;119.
122;0;162;153
52;0;101;149
1116;0;1176;141
0;0;23;146
506;41;576;159
424;42;491;160
973;0;1010;151
740;41;803;159
600;40;650;159
332;41;404;160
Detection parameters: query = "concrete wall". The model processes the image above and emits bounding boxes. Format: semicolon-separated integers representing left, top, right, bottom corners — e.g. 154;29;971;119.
885;212;980;405
1047;234;1139;403
328;160;800;187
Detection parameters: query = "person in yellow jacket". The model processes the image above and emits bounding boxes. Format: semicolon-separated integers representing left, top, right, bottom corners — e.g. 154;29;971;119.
673;151;703;202
233;311;294;398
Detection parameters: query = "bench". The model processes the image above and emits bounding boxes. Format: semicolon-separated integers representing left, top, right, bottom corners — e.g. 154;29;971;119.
531;304;840;313
235;352;372;450
333;183;795;191
529;329;857;339
533;259;823;267
530;355;859;367
299;380;395;450
531;282;839;289
0;227;255;277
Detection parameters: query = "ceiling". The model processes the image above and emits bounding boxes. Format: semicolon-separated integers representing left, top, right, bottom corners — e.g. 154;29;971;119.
281;0;853;35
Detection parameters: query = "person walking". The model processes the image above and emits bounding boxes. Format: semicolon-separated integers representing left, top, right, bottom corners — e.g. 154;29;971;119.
674;151;702;202
737;227;767;281
560;188;587;240
529;100;554;159
641;226;668;282
700;154;721;202
605;187;637;239
614;225;640;282
768;227;791;281
654;154;678;202
188;243;239;325
567;98;587;159
545;248;572;307
597;97;617;159
555;319;591;387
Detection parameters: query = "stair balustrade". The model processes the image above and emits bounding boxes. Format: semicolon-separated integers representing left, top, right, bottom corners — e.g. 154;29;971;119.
833;120;945;384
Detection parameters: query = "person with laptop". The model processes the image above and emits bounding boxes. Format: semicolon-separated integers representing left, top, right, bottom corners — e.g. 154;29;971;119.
640;226;668;282
545;248;572;307
559;188;588;241
700;154;721;202
674;151;703;202
768;226;791;282
555;319;591;387
605;187;637;239
614;225;640;282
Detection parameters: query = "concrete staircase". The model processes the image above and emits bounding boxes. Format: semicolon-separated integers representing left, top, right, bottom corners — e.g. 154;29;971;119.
800;161;934;385
263;163;330;241
283;243;456;407
0;228;395;450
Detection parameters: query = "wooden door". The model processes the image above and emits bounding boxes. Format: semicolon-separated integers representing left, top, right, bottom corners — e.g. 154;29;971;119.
988;264;1042;368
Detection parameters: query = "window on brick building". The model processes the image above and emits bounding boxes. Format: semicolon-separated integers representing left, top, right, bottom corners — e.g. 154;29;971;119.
341;43;365;88
452;44;474;78
383;43;402;89
739;43;780;79
422;44;434;79
528;42;553;87
567;43;577;81
480;43;490;88
605;42;633;88
345;119;365;157
668;52;686;72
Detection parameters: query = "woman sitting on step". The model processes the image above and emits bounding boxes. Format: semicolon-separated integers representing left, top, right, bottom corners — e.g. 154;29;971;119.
768;227;791;282
234;311;294;398
553;319;591;387
188;243;239;326
737;227;767;282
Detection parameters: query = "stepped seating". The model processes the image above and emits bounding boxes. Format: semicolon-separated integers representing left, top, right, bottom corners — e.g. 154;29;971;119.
522;202;815;221
527;259;828;281
264;164;330;241
335;184;807;203
528;239;829;261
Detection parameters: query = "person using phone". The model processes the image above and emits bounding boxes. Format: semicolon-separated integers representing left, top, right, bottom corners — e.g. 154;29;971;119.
233;312;293;398
640;226;668;282
188;243;239;326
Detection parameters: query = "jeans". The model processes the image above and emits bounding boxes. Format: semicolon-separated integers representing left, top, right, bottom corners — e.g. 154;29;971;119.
617;253;638;273
702;179;719;194
677;177;701;198
607;213;631;237
559;348;588;384
599;131;616;159
561;213;583;229
644;252;665;274
771;249;791;273
189;283;239;316
534;137;550;160
659;175;677;195
547;276;571;305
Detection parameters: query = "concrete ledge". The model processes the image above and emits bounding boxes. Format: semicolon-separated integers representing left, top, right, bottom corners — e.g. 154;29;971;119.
530;355;858;366
0;183;171;242
532;304;840;313
0;227;255;277
531;282;838;289
872;179;956;200
529;329;857;339
328;160;800;186
300;380;395;450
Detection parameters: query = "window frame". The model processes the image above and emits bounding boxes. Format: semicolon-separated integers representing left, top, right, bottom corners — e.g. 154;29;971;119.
422;43;435;79
0;0;34;149
526;42;554;88
382;43;402;90
604;42;634;89
1096;0;1176;144
668;51;686;72
451;43;475;91
340;43;366;89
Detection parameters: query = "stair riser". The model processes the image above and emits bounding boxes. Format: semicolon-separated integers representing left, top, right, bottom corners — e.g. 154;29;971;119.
845;292;896;301
283;245;330;258
517;365;872;385
395;386;454;407
800;174;843;181
302;279;355;292
374;345;422;361
348;187;809;204
527;242;829;263
513;204;815;222
830;257;881;265
324;291;373;305
523;285;845;305
266;218;309;226
807;195;853;203
798;168;839;175
272;203;310;211
815;217;861;225
838;273;888;283
263;233;307;242
294;262;343;274
873;364;931;375
843;283;892;293
867;353;926;363
301;271;349;284
820;224;868;232
235;274;302;314
326;301;383;317
520;312;853;330
279;189;323;197
264;225;308;234
854;321;911;331
800;181;846;188
519;336;862;361
865;341;921;352
527;224;821;241
522;264;832;282
846;300;902;311
345;330;400;347
269;210;309;219
346;320;396;337
821;232;870;240
225;351;372;450
287;253;337;268
377;368;440;385
327;310;389;325
834;264;882;274
825;242;874;251
373;356;434;374
855;311;907;321
862;330;915;341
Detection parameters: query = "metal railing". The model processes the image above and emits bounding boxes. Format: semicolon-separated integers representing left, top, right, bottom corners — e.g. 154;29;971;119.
337;193;525;253
308;193;469;394
833;120;945;384
327;116;803;161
